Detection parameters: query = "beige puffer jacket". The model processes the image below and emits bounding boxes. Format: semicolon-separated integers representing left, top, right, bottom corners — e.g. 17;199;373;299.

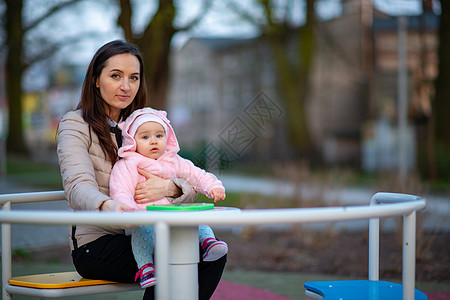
57;110;123;249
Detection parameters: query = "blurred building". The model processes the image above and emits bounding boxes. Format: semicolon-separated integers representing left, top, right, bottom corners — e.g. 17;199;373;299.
167;37;290;167
21;64;84;153
168;3;439;172
362;9;438;172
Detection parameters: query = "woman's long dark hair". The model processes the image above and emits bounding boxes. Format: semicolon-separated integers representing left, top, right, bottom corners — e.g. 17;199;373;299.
77;40;147;163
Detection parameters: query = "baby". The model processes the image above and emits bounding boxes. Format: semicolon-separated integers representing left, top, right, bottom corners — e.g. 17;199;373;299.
110;107;227;288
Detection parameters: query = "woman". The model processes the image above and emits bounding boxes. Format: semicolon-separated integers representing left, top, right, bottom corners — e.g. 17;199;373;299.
57;39;226;300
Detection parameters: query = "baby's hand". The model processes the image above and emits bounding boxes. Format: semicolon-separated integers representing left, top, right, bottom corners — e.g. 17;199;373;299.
210;188;226;202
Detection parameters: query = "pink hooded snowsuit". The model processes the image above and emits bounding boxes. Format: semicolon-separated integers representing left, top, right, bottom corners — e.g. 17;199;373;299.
109;107;224;210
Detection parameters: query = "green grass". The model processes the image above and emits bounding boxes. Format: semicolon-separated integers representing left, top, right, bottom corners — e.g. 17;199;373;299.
222;269;357;299
6;155;58;174
6;155;62;189
195;192;300;210
196;192;247;208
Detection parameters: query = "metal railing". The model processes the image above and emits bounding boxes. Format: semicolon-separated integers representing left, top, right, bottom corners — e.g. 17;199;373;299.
0;191;426;300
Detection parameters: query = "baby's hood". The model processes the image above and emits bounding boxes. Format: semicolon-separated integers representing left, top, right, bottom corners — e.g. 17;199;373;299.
118;107;179;158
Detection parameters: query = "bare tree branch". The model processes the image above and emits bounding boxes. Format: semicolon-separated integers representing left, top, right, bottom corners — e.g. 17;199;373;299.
261;0;280;35
176;0;214;32
23;31;105;68
223;0;262;28
24;0;85;32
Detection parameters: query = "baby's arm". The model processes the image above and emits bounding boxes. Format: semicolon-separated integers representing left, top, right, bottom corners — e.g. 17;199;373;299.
176;156;225;200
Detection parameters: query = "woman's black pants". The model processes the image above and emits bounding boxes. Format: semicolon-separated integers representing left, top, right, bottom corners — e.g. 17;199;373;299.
72;234;227;300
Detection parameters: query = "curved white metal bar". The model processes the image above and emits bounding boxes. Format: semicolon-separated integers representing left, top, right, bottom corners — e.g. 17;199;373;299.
0;200;426;226
370;192;424;205
0;191;65;204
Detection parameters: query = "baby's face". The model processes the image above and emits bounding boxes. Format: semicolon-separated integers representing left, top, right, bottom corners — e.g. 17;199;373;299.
134;121;167;159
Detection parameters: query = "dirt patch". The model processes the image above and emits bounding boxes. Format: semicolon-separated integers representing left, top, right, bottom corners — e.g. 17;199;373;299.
218;228;449;283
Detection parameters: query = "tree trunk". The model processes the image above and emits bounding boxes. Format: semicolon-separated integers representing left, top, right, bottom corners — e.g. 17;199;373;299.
270;38;310;155
118;0;176;110
5;0;27;154
266;0;316;156
435;0;450;143
433;0;450;178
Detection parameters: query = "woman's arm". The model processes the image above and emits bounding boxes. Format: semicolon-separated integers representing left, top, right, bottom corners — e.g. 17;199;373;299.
134;169;196;205
167;177;198;204
57;112;111;211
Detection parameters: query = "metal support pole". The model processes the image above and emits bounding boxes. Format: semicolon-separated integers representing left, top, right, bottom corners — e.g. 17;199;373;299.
168;226;199;300
2;202;12;300
155;222;170;300
403;211;416;300
398;15;408;182
155;223;199;300
368;217;379;281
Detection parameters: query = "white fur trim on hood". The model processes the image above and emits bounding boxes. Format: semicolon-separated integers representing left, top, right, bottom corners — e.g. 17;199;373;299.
128;114;168;138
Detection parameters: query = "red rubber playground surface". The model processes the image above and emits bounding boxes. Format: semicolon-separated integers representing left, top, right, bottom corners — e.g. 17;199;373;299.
211;280;450;300
211;280;293;300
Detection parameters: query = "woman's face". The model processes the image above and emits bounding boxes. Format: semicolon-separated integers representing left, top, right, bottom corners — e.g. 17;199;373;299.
96;53;141;122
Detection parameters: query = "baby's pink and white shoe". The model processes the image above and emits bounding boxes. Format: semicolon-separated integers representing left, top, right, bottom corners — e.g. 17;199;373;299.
202;238;228;261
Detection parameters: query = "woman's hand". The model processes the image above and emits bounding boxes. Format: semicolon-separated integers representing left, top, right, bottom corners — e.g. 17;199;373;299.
210;188;226;202
135;168;181;204
100;200;136;229
100;199;135;212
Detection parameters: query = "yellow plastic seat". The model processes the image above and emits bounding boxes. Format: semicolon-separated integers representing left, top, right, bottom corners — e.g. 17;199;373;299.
9;271;116;289
6;271;142;298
